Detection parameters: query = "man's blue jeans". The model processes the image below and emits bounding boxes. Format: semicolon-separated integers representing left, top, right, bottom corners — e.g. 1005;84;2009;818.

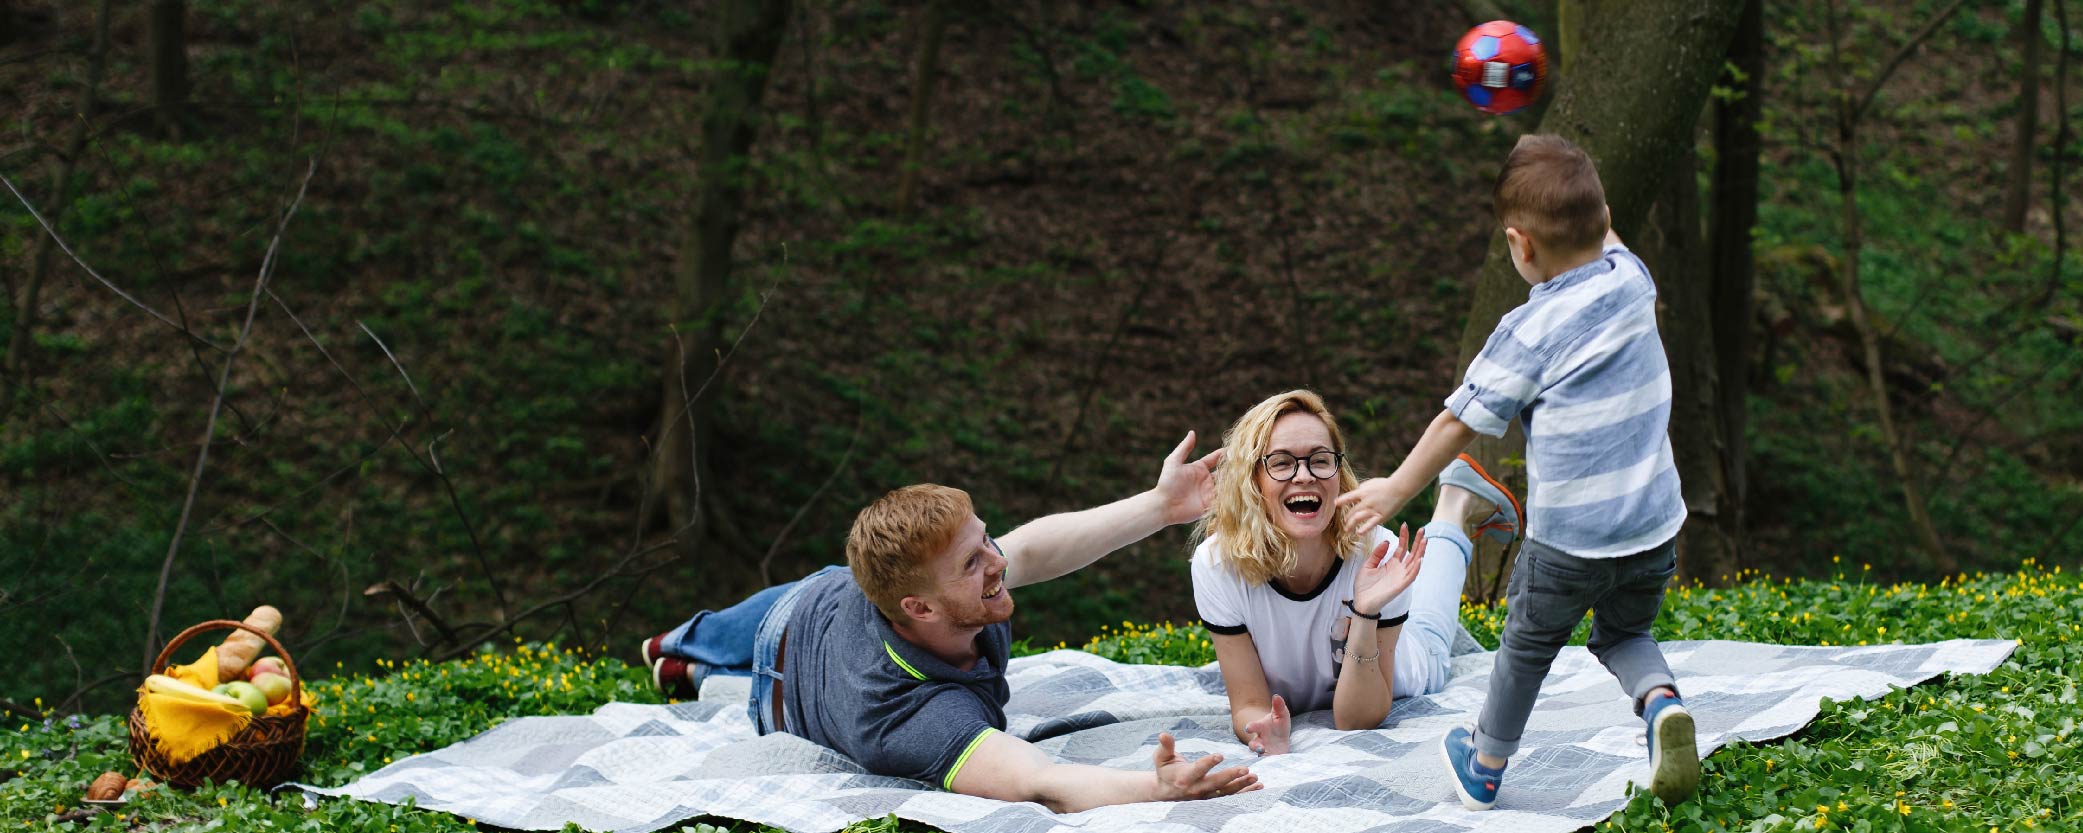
1473;537;1679;760
655;565;843;735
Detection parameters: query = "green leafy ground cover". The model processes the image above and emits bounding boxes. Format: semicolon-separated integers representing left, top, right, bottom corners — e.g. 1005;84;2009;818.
5;561;2078;832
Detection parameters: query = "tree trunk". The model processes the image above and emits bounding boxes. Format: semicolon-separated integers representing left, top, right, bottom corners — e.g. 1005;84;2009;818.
1646;146;1738;584
1555;0;1600;75
1451;0;1745;599
895;0;950;214
648;0;793;555
2006;0;2046;233
150;0;189;135
6;0;113;379
1709;0;1763;556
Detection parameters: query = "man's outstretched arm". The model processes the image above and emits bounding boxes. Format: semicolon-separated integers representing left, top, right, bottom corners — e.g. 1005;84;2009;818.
999;431;1223;588
950;728;1258;813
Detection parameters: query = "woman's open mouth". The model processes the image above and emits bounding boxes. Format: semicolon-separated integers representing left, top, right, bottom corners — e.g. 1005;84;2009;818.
1283;493;1323;519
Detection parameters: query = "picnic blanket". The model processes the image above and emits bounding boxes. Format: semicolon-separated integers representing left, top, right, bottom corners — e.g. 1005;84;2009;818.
302;637;2016;833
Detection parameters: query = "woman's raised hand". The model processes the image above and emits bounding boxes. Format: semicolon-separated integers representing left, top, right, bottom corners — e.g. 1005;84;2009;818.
1352;523;1427;616
1242;694;1292;755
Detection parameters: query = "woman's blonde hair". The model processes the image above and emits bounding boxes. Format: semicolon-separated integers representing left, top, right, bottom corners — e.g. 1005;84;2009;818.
1195;390;1365;585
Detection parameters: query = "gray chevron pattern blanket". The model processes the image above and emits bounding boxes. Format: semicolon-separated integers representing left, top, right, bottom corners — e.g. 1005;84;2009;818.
302;638;2016;833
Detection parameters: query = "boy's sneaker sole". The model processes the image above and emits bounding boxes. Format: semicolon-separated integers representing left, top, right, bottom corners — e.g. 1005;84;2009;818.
1648;703;1699;804
1440;454;1522;547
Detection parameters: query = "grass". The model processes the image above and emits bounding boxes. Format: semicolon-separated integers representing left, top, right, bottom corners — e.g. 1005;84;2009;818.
4;559;2078;832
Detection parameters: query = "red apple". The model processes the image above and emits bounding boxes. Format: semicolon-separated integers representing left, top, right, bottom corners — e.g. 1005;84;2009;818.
248;657;288;681
250;672;293;706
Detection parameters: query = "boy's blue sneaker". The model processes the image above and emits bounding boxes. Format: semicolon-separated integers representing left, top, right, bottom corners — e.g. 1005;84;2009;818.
1643;691;1699;804
1438;454;1522;546
1440;726;1505;810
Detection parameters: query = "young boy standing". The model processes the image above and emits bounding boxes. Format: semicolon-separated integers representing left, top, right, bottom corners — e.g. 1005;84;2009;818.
1337;134;1698;809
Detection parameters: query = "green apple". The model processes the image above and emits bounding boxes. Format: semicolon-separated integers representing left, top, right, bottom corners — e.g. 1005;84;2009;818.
212;681;269;715
250;672;293;706
248;657;288;680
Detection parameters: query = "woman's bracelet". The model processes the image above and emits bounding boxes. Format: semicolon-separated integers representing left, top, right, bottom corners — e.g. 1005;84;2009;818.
1350;646;1381;664
1343;598;1382;620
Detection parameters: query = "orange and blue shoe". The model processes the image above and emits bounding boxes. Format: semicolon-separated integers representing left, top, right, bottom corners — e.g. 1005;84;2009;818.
1438;454;1522;546
1440;725;1505;810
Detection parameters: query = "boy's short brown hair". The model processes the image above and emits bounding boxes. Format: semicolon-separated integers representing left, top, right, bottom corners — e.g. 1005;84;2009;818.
847;484;972;621
1493;134;1608;254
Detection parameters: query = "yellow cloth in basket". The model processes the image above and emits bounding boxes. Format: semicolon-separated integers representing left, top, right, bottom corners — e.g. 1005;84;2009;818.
139;649;249;765
138;647;316;764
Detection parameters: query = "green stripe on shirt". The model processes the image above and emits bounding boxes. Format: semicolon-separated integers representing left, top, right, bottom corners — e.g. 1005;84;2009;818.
942;727;998;791
883;641;928;680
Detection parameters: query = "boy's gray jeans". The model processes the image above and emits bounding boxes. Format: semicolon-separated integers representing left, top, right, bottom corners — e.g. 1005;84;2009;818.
1473;535;1680;760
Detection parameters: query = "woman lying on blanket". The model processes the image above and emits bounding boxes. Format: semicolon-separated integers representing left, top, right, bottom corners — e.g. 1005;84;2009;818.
1193;390;1520;754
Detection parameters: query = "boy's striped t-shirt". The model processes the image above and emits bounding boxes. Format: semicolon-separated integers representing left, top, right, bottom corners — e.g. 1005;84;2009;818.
1443;243;1687;558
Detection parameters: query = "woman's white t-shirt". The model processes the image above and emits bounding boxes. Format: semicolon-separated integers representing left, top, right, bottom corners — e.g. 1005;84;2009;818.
1190;528;1412;714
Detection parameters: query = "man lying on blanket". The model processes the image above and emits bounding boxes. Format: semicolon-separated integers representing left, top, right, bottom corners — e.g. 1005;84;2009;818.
640;432;1261;812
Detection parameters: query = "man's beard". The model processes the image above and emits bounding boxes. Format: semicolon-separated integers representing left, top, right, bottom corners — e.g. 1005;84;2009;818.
945;593;1014;630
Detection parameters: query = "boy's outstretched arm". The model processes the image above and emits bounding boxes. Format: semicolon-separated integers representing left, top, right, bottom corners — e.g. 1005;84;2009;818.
1335;409;1477;537
950;728;1260;813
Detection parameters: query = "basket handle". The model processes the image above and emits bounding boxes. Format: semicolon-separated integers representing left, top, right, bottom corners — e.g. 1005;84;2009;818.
151;619;303;708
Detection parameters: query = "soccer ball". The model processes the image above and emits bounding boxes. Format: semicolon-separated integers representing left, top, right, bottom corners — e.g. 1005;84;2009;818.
1449;20;1548;115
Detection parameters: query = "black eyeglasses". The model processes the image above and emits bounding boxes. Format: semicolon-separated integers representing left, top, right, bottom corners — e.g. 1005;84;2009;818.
1261;450;1343;482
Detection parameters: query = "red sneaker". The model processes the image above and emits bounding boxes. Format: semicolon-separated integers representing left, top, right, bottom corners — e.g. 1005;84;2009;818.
639;632;672;666
652;657;700;700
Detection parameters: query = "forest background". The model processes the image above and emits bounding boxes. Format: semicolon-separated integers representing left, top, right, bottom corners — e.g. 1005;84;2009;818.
2;0;2079;716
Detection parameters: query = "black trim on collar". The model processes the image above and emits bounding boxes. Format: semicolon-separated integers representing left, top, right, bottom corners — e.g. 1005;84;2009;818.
1202;620;1248;636
1270;563;1340;602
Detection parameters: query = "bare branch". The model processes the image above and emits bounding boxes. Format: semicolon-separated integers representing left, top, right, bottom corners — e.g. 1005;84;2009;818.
356;320;428;409
0;700;45;721
364;580;460;644
142;159;317;675
0;171;226;354
760;402;863;584
1850;0;1975;124
353;319;506;617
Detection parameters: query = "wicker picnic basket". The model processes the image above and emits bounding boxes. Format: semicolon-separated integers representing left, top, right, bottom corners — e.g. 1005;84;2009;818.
128;620;308;789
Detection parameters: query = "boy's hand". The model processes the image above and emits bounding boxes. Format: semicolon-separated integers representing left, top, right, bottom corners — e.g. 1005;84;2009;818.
1336;478;1407;539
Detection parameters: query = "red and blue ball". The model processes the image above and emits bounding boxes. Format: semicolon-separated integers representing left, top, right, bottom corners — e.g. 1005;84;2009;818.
1449;21;1548;115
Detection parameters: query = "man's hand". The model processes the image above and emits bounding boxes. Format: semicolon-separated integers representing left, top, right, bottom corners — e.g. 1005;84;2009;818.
1353;525;1426;616
1151;731;1262;800
1241;694;1292;755
1154;431;1225;526
1335;477;1408;539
